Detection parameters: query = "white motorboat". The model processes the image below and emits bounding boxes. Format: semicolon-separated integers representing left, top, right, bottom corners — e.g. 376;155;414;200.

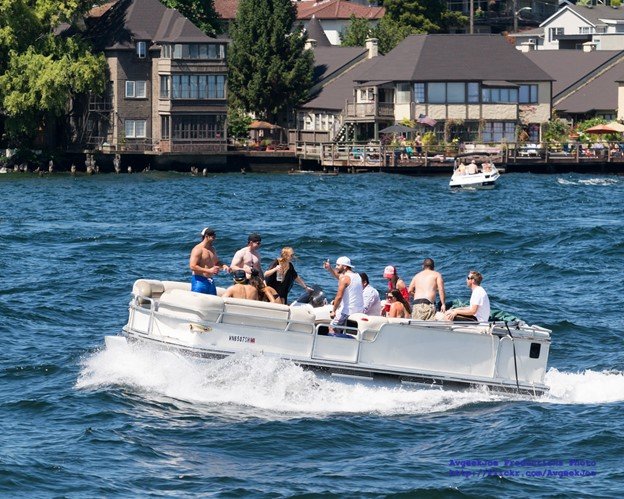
449;162;500;189
109;279;551;396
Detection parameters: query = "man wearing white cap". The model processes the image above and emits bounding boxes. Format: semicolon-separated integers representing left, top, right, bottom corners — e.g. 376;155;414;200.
323;256;364;334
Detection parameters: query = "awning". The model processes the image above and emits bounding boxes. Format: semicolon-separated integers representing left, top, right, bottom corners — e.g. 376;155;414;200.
481;81;519;88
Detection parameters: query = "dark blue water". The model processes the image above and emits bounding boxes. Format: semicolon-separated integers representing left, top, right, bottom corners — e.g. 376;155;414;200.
1;171;623;496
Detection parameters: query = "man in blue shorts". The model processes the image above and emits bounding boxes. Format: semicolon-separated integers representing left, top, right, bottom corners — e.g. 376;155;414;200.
189;227;229;294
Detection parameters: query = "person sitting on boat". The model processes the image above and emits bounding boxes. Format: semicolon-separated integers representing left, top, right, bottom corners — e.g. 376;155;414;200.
230;233;263;279
457;162;466;175
482;162;491;172
222;270;259;300
407;258;446;320
264;246;312;304
444;270;490;323
324;256;364;334
249;269;278;303
385;289;412;318
382;266;409;315
360;272;382;316
467;160;478;175
189;227;229;295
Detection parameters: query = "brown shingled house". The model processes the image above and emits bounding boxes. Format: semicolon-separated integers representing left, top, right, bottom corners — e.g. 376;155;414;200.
79;0;228;153
342;34;554;143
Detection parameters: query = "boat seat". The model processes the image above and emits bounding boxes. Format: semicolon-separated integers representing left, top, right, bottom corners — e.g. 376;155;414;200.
158;288;224;322
349;313;389;340
133;279;165;299
162;280;191;293
287;306;316;333
222;297;291;330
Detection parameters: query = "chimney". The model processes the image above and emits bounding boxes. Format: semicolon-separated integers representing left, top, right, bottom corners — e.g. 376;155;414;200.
583;41;597;52
365;37;379;59
305;38;317;50
518;41;536;52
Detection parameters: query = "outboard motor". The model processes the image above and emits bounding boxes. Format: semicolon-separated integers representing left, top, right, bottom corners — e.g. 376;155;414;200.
292;285;326;307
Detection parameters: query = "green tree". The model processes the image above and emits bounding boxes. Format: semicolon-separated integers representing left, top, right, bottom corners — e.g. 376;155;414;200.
0;0;106;145
227;0;314;124
227;107;253;139
373;16;419;54
340;15;372;47
162;0;221;36
383;0;466;33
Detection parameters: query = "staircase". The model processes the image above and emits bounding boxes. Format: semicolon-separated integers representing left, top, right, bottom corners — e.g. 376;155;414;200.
333;122;354;143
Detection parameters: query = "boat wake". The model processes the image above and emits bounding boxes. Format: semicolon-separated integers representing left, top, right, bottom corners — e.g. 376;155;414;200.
77;340;624;418
557;177;619;186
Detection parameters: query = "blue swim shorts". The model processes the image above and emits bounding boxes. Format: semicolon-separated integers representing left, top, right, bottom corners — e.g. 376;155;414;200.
191;275;217;295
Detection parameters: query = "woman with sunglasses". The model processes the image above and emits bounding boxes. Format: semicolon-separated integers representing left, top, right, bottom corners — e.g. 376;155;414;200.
385;289;412;319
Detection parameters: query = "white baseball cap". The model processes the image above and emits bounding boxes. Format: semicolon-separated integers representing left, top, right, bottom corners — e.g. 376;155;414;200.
335;256;353;268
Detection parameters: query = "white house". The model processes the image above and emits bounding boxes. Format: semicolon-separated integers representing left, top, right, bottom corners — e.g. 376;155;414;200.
515;2;624;51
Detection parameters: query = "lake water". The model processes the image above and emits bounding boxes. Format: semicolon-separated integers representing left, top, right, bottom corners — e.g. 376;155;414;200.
1;171;623;496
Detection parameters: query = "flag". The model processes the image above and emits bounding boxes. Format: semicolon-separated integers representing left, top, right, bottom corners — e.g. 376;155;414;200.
417;114;437;127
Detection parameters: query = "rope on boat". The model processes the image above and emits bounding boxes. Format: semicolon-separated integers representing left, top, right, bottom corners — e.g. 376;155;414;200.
505;321;521;393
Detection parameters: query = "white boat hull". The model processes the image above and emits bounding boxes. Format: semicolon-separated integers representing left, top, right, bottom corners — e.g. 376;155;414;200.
450;167;500;189
115;280;551;396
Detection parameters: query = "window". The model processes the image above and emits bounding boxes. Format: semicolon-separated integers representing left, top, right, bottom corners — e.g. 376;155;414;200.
171;75;226;99
482;87;518;103
428;83;446;103
359;88;374;102
519;84;538;104
125;120;147;138
413;83;425;103
137;41;146;58
447;83;465;103
160;76;170;98
482;122;515;142
161;116;170;139
579;26;592;34
468;82;479;103
125;81;146;98
548;27;563;42
396;83;411;104
170;43;225;60
172;115;225;140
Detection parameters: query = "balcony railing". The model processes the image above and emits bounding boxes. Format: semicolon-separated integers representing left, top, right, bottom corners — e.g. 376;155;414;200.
345;101;394;119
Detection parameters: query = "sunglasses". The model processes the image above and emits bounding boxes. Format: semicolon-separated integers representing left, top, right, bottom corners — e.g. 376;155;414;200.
467;276;474;280
386;295;394;300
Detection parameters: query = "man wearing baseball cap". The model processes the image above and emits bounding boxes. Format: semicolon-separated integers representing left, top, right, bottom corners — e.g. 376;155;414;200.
323;256;364;334
230;232;264;279
189;227;229;295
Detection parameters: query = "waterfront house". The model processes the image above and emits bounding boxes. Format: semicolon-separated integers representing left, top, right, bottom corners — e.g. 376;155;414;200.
76;0;228;153
214;0;384;45
341;34;553;143
294;40;379;144
525;49;624;122
515;2;624;51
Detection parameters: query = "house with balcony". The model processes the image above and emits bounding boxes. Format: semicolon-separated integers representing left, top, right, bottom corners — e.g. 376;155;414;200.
342;34;554;143
515;2;624;51
78;0;228;153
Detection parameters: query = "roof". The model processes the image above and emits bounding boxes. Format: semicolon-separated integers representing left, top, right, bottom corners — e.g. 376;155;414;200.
525;50;622;96
297;0;384;20
306;16;331;47
554;56;624;113
89;0;217;50
214;0;384;21
302;57;378;110
312;46;368;85
567;4;624;25
357;35;553;83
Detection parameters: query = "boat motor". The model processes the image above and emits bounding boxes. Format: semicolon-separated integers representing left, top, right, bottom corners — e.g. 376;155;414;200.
292;285;326;308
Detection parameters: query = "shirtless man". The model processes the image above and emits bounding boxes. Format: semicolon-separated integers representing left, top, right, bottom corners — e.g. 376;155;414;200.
222;270;259;300
407;258;446;320
189;227;229;295
230;233;263;278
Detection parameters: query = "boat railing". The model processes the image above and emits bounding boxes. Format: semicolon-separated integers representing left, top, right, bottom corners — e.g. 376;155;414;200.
131;296;316;334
